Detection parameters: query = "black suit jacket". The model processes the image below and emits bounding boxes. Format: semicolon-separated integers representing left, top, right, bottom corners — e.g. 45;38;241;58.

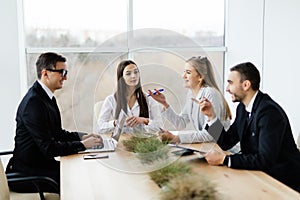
209;91;300;191
8;81;86;181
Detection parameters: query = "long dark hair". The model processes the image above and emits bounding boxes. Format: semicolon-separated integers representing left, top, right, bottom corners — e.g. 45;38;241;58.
114;60;149;119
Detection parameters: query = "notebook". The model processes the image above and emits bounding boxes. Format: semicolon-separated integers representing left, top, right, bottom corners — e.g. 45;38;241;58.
79;109;127;153
168;130;208;155
168;143;206;155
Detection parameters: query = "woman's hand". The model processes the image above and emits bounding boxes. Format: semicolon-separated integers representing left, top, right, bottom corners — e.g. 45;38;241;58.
158;129;180;143
125;116;149;127
192;97;216;121
148;89;169;109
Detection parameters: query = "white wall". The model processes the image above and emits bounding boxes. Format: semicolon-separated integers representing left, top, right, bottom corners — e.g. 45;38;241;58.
263;0;300;140
225;0;300;140
225;0;265;118
0;0;25;152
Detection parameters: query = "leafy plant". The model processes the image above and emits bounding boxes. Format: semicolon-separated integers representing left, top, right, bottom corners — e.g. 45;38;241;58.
122;135;150;152
149;161;191;187
160;173;219;200
122;135;169;164
135;137;169;164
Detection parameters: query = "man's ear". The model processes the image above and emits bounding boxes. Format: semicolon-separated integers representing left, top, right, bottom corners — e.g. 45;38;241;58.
41;69;48;77
40;69;49;80
242;80;251;91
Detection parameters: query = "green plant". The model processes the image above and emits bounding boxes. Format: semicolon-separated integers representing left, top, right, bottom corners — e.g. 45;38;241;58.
160;173;219;200
122;135;169;164
135;137;169;163
122;135;150;152
149;161;191;187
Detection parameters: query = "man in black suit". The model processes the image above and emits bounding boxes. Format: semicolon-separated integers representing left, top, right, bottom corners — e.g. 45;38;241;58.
7;52;103;193
200;62;300;192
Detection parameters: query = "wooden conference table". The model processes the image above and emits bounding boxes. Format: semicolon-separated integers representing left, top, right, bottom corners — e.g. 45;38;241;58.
60;136;300;200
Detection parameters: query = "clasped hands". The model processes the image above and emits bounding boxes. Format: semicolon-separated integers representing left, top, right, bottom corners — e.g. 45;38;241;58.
125;116;149;127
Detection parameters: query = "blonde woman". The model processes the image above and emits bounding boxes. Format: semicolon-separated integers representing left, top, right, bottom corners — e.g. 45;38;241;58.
149;56;231;143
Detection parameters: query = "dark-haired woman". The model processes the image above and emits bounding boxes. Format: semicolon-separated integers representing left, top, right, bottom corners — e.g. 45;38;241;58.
96;60;163;134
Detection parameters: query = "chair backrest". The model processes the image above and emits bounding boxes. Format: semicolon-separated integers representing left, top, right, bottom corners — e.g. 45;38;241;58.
0;158;10;200
93;101;104;132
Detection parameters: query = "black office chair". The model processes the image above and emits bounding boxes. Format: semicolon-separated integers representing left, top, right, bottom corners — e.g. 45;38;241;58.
0;150;59;200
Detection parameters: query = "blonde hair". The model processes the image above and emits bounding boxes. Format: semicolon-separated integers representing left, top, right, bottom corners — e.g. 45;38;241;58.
187;56;232;120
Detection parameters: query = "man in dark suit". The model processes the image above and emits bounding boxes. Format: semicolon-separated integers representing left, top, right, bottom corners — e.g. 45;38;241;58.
200;62;300;192
7;52;103;193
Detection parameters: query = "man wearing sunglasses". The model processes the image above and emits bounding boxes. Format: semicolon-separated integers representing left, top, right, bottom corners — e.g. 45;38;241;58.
7;52;103;193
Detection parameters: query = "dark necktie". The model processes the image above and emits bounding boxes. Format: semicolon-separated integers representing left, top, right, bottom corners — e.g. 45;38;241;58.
52;96;56;104
246;111;250;123
205;123;209;131
52;96;59;110
51;96;61;128
52;96;60;115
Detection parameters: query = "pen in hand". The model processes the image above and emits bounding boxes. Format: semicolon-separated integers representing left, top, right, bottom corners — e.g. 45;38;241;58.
147;88;164;97
158;127;164;133
191;96;208;104
191;97;200;104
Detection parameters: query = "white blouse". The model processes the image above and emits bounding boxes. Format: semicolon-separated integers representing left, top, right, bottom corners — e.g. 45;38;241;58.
96;94;163;134
162;86;230;143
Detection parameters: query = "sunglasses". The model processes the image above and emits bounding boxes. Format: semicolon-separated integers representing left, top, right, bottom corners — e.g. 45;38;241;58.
46;69;68;77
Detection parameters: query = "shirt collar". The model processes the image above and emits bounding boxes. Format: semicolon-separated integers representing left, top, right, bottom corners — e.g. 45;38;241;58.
37;80;54;100
245;91;258;113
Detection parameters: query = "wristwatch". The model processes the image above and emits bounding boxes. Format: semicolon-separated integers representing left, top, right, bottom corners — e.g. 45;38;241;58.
223;155;230;166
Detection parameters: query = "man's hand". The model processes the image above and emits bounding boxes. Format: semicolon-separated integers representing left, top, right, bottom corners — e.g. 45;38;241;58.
81;134;103;149
205;149;226;166
81;133;101;140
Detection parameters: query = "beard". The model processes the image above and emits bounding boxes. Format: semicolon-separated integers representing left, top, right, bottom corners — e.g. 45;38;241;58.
231;93;243;103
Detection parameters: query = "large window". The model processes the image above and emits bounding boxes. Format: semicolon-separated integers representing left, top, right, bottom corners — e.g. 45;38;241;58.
23;0;127;47
133;0;224;46
23;0;225;132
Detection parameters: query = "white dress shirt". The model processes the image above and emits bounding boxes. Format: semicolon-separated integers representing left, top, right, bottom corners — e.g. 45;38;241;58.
226;91;258;167
245;91;258;117
37;80;54;100
96;94;163;134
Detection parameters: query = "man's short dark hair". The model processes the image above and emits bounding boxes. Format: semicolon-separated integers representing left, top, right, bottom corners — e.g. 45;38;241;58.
230;62;260;90
36;52;66;79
